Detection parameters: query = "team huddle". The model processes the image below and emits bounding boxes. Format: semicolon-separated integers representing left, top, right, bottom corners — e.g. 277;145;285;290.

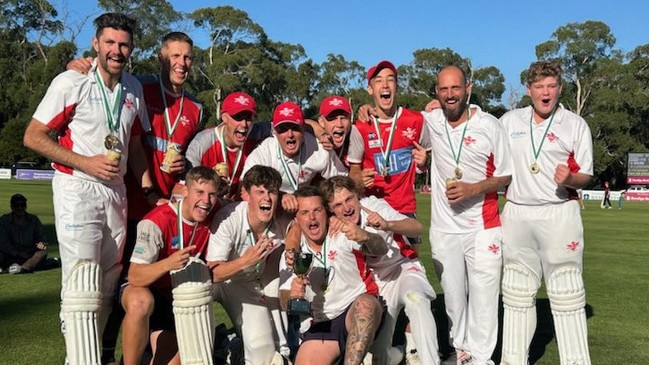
23;13;593;365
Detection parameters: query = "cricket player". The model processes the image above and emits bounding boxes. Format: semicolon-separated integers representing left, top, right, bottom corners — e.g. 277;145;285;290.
499;60;593;365
23;13;150;365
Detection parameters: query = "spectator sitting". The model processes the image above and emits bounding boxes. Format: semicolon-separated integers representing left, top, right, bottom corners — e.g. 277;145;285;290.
0;194;50;274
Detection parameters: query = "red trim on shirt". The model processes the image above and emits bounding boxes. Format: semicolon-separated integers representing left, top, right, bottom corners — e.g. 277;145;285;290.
51;103;77;175
353;249;379;295
482;153;501;229
393;233;418;259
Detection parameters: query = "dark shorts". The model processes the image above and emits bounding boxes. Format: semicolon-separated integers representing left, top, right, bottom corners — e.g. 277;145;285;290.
301;296;386;358
120;283;175;332
302;306;351;357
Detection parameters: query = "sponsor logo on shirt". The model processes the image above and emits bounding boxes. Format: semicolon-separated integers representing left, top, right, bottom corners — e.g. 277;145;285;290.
510;131;526;139
65;223;84;231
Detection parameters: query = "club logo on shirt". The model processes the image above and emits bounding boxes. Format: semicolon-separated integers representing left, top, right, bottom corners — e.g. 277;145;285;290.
327;250;337;262
181;115;190;127
368;132;377;140
488;243;500;254
124;97;133;110
546;132;557;143
566;241;580;252
463;135;476;146
402;127;416;141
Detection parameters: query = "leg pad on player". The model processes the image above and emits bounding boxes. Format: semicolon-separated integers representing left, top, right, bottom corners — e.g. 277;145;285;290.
500;264;539;365
61;260;102;365
546;266;591;365
172;258;215;365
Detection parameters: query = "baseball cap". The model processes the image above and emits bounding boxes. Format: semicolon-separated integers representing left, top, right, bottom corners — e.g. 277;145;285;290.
367;60;397;85
10;193;27;205
221;92;257;116
272;101;304;127
319;96;352;118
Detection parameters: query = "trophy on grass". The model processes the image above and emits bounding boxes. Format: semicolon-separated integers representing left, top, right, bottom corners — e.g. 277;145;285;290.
287;251;314;316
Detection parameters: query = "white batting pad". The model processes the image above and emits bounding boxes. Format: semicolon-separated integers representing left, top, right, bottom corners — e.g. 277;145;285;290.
61;260;102;365
546;266;591;365
501;264;539;365
172;258;214;365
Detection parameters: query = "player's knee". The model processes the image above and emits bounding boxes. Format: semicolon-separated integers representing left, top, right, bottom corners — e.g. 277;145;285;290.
122;288;154;318
502;264;540;308
403;291;432;313
546;265;586;312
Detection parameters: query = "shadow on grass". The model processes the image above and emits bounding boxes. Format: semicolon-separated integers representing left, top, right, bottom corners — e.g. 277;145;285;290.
394;295;594;364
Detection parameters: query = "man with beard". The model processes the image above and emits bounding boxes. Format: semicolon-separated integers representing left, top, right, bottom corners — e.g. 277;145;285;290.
186;91;272;200
242;101;347;213
67;31;204;364
498;60;593;365
320;176;441;365
207;165;292;364
279;185;386;365
23;13;151;365
120;166;220;365
423;65;512;365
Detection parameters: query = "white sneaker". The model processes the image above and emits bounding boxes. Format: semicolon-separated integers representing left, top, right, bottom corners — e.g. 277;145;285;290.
8;263;22;274
406;349;422;365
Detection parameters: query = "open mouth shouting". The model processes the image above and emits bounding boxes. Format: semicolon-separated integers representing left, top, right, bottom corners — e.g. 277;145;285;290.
193;202;212;222
379;90;393;108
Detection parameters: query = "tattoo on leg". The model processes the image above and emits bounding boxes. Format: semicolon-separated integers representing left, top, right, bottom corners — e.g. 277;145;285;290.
344;296;380;365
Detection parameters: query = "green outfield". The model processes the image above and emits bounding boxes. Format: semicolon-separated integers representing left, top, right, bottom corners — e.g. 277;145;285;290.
0;179;647;364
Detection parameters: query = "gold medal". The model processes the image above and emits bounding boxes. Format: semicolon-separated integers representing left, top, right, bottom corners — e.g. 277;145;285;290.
104;134;118;150
530;162;540;174
454;167;463;180
214;162;229;178
445;177;457;187
381;166;388;177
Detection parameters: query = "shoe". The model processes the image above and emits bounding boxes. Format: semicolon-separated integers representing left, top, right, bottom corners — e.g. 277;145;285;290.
8;263;22;274
270;351;292;365
406;349;422;365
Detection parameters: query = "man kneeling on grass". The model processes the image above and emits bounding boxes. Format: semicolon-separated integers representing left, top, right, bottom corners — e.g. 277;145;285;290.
120;166;220;365
280;185;387;365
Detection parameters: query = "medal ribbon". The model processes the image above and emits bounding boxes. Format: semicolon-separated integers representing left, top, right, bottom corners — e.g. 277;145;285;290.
246;220;273;271
158;75;185;139
175;199;198;251
372;107;401;171
95;71;122;133
305;237;329;287
443;108;471;170
529;107;557;163
277;142;302;192
218;125;243;185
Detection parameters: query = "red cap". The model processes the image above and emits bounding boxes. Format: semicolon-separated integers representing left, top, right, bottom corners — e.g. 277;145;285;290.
319;96;352;118
272;101;304;127
367;60;397;85
221;92;257;116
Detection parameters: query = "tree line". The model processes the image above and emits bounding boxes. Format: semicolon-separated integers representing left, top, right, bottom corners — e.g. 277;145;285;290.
1;0;647;188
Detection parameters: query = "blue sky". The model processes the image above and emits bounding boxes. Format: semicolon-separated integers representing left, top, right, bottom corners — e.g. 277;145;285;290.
59;0;648;105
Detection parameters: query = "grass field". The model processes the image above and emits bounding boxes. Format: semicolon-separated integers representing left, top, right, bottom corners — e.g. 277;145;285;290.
1;179;648;364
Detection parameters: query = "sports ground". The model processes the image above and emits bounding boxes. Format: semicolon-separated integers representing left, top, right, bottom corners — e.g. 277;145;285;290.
1;179;647;364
